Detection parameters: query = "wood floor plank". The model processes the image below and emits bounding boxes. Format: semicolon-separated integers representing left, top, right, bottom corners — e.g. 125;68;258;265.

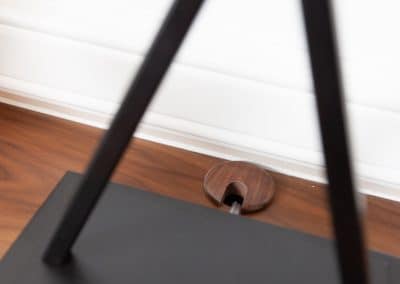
0;101;400;259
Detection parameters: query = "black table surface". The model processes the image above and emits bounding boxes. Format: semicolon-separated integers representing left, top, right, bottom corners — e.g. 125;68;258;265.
1;172;399;283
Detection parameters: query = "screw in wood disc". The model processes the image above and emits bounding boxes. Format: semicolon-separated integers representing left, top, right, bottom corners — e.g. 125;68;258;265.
203;161;275;213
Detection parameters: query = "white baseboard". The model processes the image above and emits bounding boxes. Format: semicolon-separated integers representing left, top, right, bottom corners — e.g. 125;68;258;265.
1;75;400;203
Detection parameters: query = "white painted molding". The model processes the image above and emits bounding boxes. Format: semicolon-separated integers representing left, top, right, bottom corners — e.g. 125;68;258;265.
1;75;400;203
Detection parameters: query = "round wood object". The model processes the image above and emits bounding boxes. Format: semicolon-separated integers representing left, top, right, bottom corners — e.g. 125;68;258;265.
203;161;275;213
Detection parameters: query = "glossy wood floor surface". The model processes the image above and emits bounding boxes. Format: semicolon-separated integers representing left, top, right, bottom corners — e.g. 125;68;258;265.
1;102;400;259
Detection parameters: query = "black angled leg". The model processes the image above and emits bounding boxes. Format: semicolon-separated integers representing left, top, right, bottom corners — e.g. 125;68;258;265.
43;0;205;265
301;1;369;284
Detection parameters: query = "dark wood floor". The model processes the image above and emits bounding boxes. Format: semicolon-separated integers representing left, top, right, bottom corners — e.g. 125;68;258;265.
1;102;400;259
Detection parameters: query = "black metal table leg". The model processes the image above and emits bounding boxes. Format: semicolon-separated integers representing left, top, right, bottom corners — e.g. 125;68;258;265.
301;0;369;283
43;0;205;265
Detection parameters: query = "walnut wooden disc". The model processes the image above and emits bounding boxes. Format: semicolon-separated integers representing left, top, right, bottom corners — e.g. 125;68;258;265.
203;161;275;213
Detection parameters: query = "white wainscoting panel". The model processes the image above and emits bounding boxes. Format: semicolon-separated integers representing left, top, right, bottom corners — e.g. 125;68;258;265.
0;1;399;202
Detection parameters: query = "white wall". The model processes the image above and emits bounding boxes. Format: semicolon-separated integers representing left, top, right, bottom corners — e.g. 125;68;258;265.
0;0;399;200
